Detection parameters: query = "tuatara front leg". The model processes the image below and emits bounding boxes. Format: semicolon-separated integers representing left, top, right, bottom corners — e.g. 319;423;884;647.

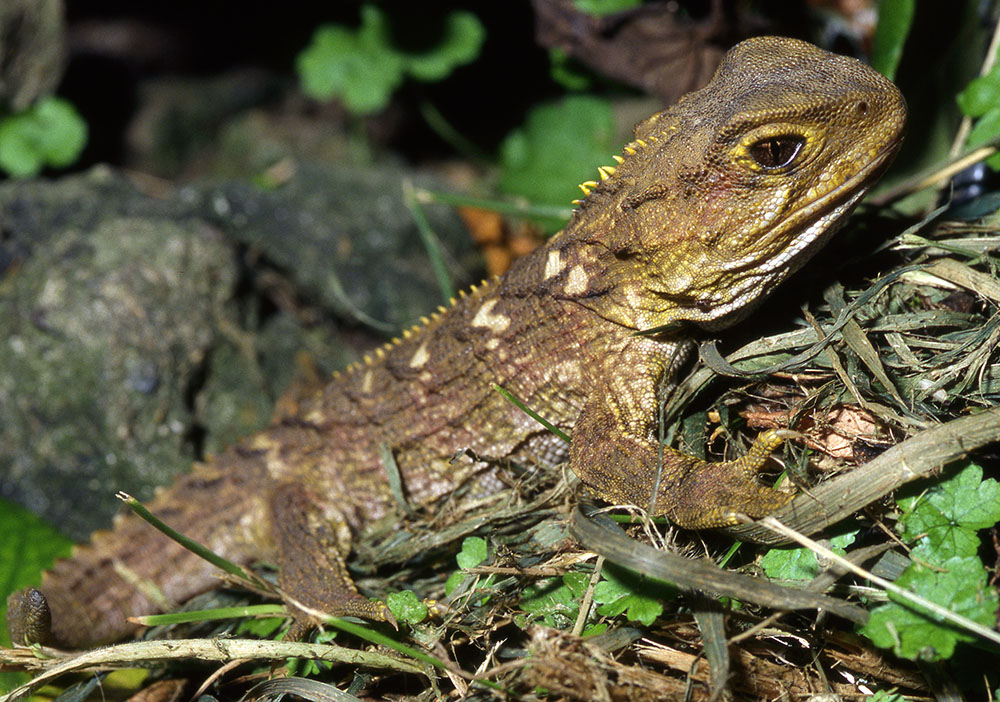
269;483;394;637
570;337;792;528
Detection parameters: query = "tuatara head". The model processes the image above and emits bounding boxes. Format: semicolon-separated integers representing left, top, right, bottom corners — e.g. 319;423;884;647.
564;36;906;332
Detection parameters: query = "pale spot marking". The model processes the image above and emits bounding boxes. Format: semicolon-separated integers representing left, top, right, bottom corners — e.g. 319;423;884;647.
409;341;430;369
564;265;589;295
544;249;565;279
471;299;510;333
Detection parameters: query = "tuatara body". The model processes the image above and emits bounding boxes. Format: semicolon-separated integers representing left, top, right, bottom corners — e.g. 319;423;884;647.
7;36;905;649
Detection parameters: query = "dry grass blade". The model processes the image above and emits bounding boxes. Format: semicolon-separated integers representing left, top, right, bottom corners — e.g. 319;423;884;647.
569;508;869;624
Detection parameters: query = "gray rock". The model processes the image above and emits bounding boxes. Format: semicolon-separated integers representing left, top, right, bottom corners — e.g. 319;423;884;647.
0;162;481;539
0;204;235;539
191;162;478;331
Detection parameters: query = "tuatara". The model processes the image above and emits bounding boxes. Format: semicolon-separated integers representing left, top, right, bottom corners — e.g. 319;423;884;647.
7;36;905;649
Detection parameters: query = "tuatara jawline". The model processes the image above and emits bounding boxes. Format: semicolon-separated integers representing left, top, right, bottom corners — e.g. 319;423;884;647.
8;36;905;649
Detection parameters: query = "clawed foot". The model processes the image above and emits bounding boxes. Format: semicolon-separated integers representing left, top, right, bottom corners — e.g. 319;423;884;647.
664;429;796;529
282;593;396;641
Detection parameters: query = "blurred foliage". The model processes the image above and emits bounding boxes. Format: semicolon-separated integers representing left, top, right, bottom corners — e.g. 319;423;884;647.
297;5;484;115
498;95;616;230
958;57;1000;169
573;0;642;15
0;97;87;178
871;0;915;80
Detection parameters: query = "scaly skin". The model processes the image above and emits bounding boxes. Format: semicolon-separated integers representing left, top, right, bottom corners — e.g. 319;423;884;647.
7;36;905;649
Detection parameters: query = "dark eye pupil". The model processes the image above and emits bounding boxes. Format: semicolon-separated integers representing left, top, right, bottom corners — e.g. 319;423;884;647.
750;137;804;169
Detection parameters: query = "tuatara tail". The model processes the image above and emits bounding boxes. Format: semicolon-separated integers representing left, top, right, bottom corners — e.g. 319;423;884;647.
7;445;274;649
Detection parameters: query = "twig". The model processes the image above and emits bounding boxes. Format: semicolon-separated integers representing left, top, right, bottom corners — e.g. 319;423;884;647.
0;638;424;702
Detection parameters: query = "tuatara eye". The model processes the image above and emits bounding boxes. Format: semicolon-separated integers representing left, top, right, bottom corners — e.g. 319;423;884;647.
748;136;804;170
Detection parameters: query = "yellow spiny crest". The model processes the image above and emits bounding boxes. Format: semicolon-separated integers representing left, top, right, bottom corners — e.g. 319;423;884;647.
624;146;637;156
578;182;592;196
634;139;647;147
375;346;387;360
597;166;616;180
612;154;625;164
436;305;447;315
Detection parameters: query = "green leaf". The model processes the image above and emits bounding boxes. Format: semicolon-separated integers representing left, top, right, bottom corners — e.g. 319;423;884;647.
581;622;607;637
499;95;617;228
520;575;582;629
0;673;30;696
549;49;592;91
288;628;337;676
964;105;1000;149
865;690;906;702
518;572;589;630
760;531;857;581
967;108;1000;170
0;498;73;647
592;564;671;627
296;6;405;114
870;0;914;80
456;536;488;570
572;0;642;16
0;97;88;178
296;7;483;116
34;98;88;166
861;555;998;661
444;570;465;597
0;114;41;177
898;463;1000;564
861;463;1000;662
405;11;485;82
957;64;1000;117
958;53;1000;170
386;590;429;625
235;616;286;638
562;571;590;598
